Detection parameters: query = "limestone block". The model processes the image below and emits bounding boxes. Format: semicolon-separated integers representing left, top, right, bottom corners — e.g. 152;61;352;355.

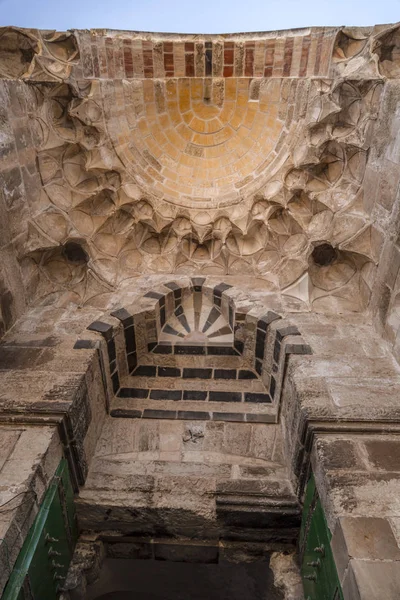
332;516;400;583
343;559;400;600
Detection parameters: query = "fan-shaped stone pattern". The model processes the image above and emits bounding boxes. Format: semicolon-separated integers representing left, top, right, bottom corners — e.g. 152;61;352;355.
159;291;233;345
103;77;305;208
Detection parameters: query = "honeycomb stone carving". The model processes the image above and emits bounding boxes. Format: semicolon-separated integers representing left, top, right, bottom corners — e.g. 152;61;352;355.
0;27;79;81
0;25;395;314
373;24;400;78
331;22;400;79
16;73;382;311
333;29;370;62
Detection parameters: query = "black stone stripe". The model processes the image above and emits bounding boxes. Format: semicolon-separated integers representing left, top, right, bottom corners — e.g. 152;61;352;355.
183;368;212;379
209;391;242;402
158;366;181;377
164;281;181;291
207;346;239;356
160;306;166;327
175;305;184;316
144;291;164;299
183;390;208;400
178;410;210;420
276;325;300;341
191;277;206;292
163;324;184;337
87;320;113;340
213;412;244;422
143;409;177;419
214;369;237;380
177;313;191;333
256;327;266;361
229;305;234;328
273;339;281;363
74;339;97;349
202;306;221;333
110;308;134;326
234;340;244;353
111;371;120;394
152;344;173;354
117;388;149;398
132;365;157;377
208;325;232;338
213;283;232;297
107;338;116;363
110;408;273;423
238;370;257;380
270;375;276;399
175;345;206;355
150;389;182;400
244;392;271;403
257;311;281;332
111;408;142;418
127;352;137;372
124;326;136;354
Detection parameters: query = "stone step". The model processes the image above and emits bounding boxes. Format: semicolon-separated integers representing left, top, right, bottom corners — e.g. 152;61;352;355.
147;343;242;357
111;396;277;423
118;376;270;403
125;372;264;394
131;365;259;382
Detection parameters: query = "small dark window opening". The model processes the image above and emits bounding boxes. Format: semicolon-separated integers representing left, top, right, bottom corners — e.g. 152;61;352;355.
312;243;338;266
62;241;89;264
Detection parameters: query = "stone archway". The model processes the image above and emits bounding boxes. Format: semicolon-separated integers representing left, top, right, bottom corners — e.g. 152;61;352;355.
83;278;311;425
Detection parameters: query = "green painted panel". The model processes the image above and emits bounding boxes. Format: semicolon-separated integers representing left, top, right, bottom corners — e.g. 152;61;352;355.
301;476;344;600
2;459;77;600
299;474;316;550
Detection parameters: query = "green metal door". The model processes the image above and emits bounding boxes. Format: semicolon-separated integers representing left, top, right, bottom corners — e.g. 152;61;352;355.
2;459;78;600
300;475;343;600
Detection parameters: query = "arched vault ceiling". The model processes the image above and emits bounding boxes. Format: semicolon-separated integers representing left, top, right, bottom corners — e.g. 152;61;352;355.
1;24;399;313
104;77;300;209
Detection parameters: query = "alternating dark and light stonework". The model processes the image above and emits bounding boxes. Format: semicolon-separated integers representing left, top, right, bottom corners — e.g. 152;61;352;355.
0;22;400;600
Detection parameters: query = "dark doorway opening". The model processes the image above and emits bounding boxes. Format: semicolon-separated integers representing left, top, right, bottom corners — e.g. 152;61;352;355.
87;557;283;600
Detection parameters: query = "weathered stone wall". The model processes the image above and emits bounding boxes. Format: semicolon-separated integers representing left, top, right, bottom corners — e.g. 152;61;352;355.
0;80;37;335
365;80;400;364
311;433;400;598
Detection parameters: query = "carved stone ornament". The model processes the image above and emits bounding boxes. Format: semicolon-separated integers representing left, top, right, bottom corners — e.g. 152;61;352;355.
1;24;398;317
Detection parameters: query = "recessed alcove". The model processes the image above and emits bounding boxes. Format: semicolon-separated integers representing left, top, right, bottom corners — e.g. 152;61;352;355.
86;557;283;600
2;19;400;600
84;280;312;423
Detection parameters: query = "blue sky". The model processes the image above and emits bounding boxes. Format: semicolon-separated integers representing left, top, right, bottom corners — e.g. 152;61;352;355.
0;0;399;33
